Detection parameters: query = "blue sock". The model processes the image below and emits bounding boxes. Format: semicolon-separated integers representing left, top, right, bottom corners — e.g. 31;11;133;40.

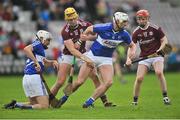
15;103;23;108
85;97;94;106
61;95;69;101
15;103;32;109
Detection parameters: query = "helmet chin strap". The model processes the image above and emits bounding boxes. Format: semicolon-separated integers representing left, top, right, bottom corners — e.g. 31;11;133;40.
42;44;48;49
36;34;48;49
139;24;146;28
139;22;149;29
69;24;78;30
69;20;79;30
113;14;122;31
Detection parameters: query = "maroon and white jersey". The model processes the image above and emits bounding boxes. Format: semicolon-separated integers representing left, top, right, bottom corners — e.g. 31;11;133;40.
132;23;165;57
61;19;92;55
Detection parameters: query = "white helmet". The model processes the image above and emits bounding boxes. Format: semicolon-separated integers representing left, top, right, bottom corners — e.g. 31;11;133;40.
36;30;53;42
113;12;129;23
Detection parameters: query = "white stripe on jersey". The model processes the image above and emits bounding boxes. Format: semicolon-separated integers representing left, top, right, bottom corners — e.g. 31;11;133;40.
96;35;123;48
26;61;34;67
35;54;45;64
26;54;45;67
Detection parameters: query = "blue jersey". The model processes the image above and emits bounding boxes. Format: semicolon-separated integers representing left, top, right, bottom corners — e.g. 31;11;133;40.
24;40;45;75
90;23;132;57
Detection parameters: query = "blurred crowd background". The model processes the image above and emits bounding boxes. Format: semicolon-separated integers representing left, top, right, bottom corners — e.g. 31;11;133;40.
0;0;180;74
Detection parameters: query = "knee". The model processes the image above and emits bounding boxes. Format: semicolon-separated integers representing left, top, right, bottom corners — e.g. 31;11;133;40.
76;79;84;87
40;103;49;109
90;75;98;81
155;70;164;78
136;76;144;84
104;80;113;88
56;79;66;87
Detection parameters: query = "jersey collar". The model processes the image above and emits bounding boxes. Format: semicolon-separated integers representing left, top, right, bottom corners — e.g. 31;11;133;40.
139;22;150;30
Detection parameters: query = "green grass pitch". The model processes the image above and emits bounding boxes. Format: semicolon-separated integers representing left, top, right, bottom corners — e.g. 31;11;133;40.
0;72;180;119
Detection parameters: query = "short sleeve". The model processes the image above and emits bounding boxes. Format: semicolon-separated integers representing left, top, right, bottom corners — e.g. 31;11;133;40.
61;29;70;41
32;41;43;52
93;24;103;34
157;27;165;40
86;22;92;27
132;31;138;43
123;31;132;45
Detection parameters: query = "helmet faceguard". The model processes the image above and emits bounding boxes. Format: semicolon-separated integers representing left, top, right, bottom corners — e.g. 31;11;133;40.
113;12;129;31
36;30;53;49
64;7;78;21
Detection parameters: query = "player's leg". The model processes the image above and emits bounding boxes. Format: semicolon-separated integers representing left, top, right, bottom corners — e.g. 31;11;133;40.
29;97;37;105
4;100;31;109
72;63;92;92
5;74;50;109
89;68;116;107
132;64;148;105
31;96;49;109
4;96;36;109
113;51;126;84
50;63;71;96
89;68;101;88
83;65;114;108
114;62;127;84
4;77;35;109
153;60;171;105
56;62;92;108
11;96;49;109
16;74;49;109
4;100;29;109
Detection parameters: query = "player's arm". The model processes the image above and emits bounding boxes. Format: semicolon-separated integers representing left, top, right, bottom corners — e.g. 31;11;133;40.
24;45;38;64
43;59;59;70
64;39;84;58
80;26;97;41
64;39;93;64
80;34;97;41
156;27;168;52
156;36;168;52
24;45;41;71
126;41;136;65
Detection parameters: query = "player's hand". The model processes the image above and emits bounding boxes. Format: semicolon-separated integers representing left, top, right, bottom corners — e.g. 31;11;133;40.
74;42;81;50
156;49;165;56
129;51;136;60
80;34;88;41
125;58;132;67
80;55;94;68
52;60;59;70
34;61;41;72
156;48;162;53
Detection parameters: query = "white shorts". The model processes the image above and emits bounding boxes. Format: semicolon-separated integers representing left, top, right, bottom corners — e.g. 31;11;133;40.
84;50;113;67
23;74;48;98
139;56;164;68
58;54;83;66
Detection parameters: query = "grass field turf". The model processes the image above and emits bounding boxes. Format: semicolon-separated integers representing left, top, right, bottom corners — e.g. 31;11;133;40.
0;72;180;119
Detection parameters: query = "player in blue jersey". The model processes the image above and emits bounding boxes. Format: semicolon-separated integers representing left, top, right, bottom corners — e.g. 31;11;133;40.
59;12;136;108
4;30;59;109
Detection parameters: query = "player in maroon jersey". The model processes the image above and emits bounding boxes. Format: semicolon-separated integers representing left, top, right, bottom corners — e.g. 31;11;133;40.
128;9;171;105
50;7;115;107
